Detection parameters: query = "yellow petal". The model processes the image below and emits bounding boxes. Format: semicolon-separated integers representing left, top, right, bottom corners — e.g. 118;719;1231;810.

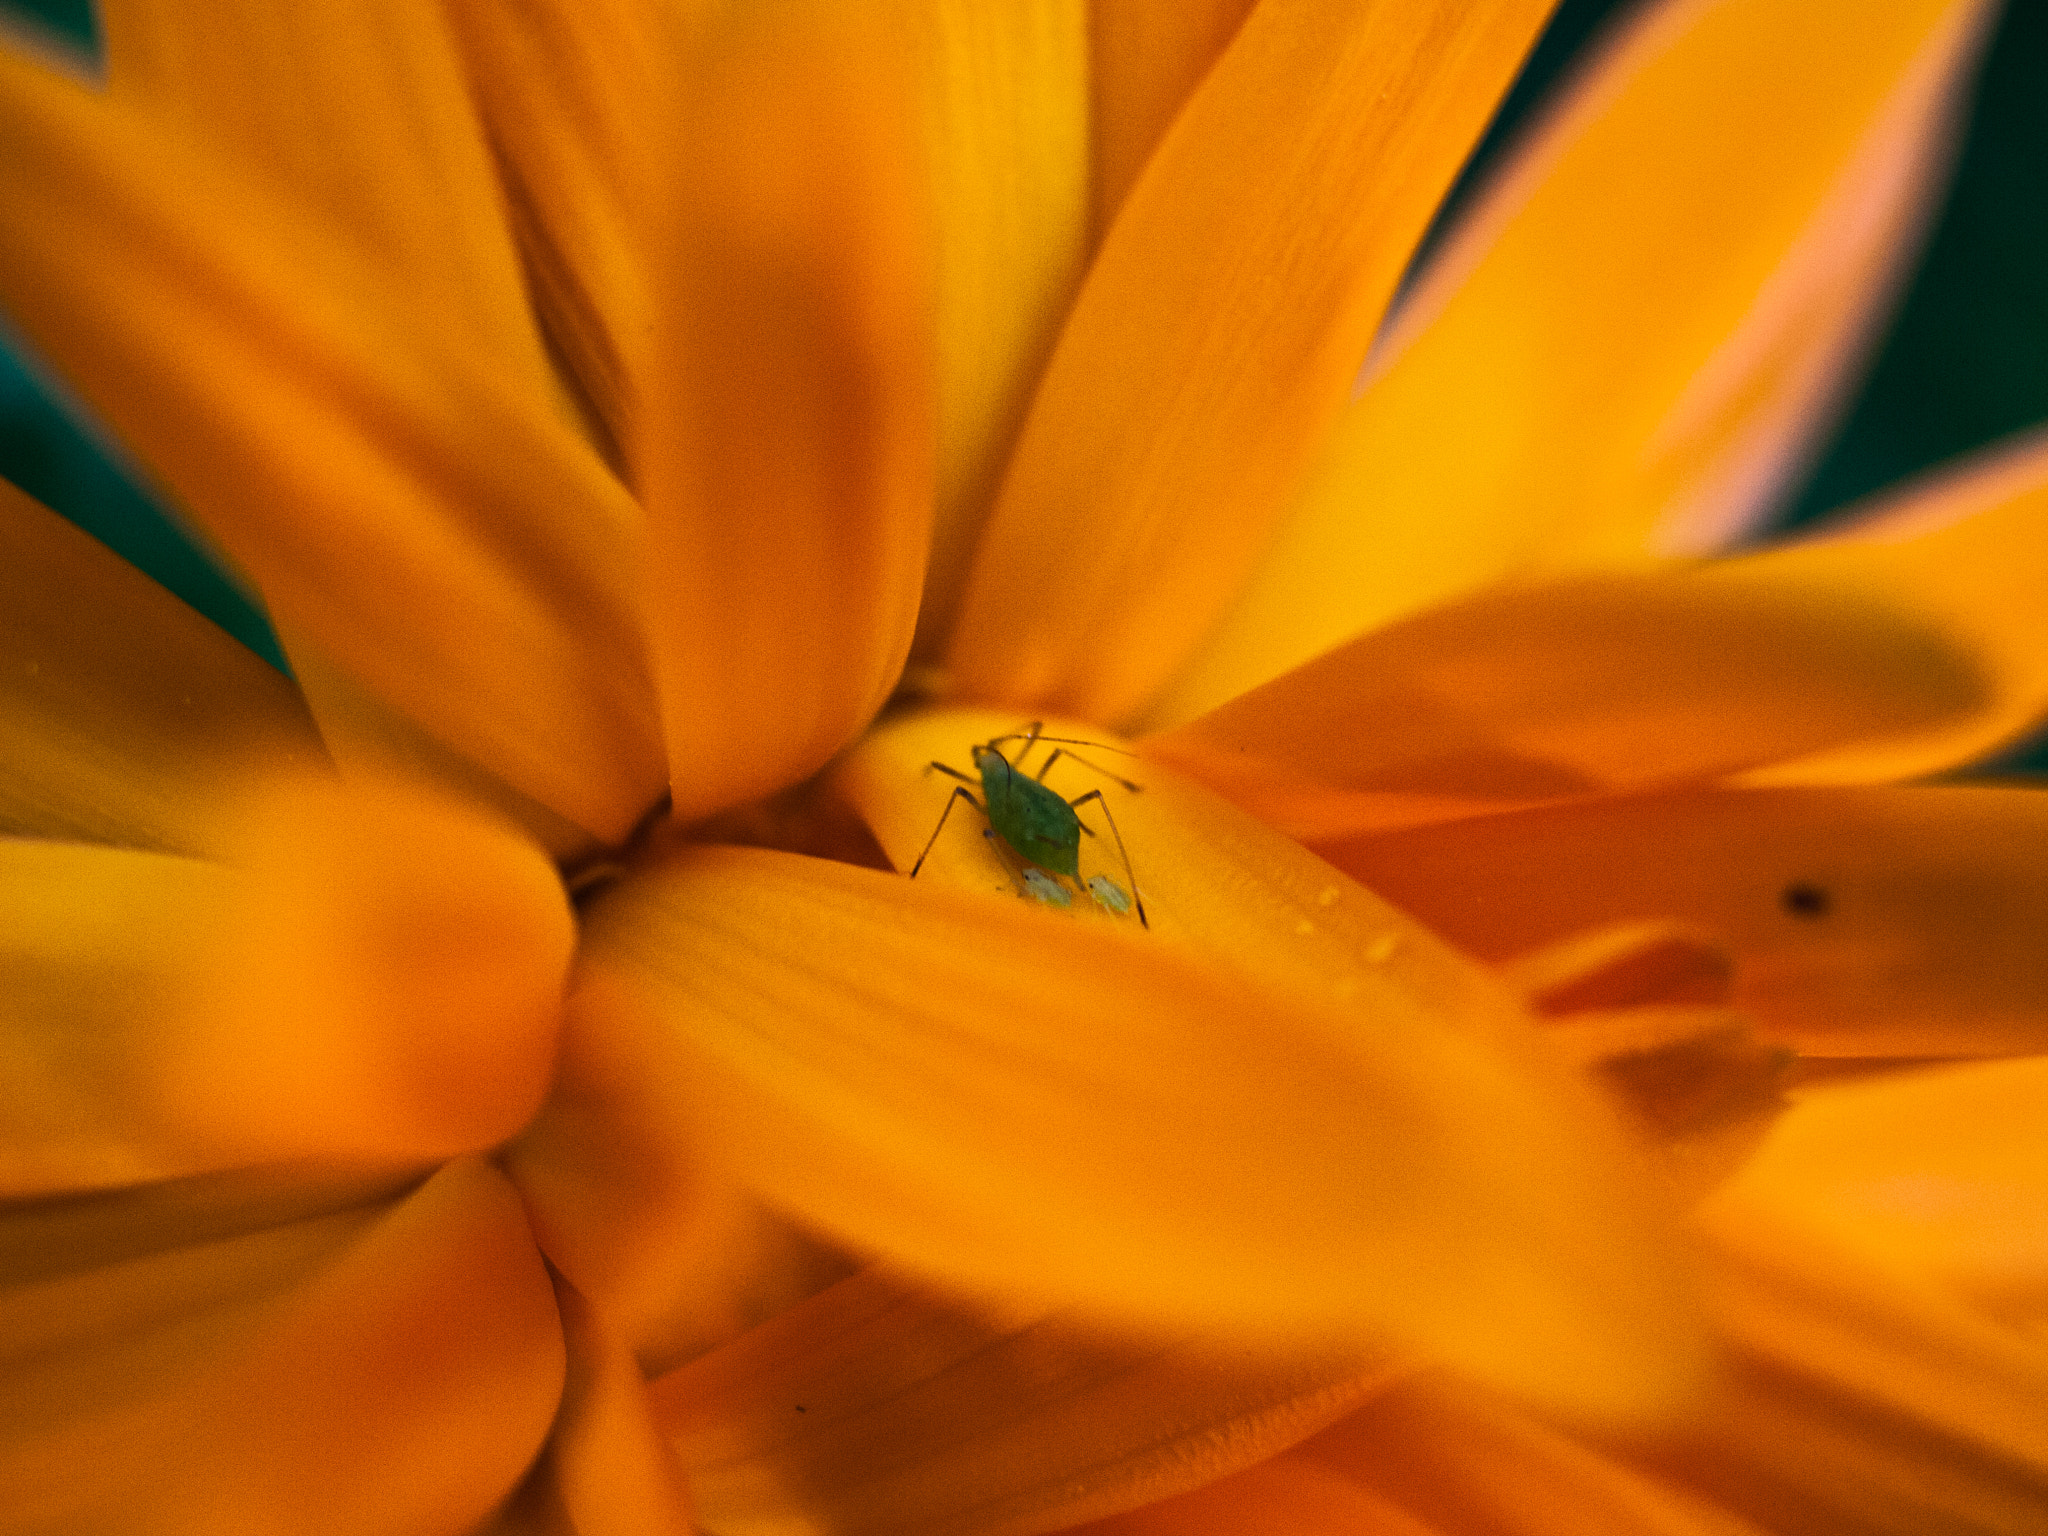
1146;564;1984;840
444;0;679;473
640;11;934;823
1086;0;1259;237
1737;431;2048;785
1152;0;1997;728
945;0;1554;722
0;1157;563;1533
100;0;558;404
653;1265;1394;1536
0;47;665;841
1320;786;2048;1058
1712;1058;2048;1323
0;476;320;855
895;0;1091;661
620;743;1704;1419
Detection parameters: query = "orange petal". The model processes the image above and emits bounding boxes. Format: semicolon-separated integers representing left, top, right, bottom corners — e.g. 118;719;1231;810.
944;0;1553;722
171;769;576;1164
99;0;558;404
1737;431;2048;785
505;944;862;1372
1711;1057;2048;1323
1319;786;2048;1058
0;475;320;855
1504;921;1737;1015
1087;0;1259;238
1074;1452;1439;1536
607;749;1706;1420
1147;563;1985;840
488;1274;696;1536
0;770;572;1192
897;0;1091;661
0;1157;563;1533
639;11;934;823
1152;0;1997;728
0;47;665;841
0;838;238;1194
444;0;679;473
1300;1372;1755;1536
653;1265;1395;1536
1656;1186;2048;1533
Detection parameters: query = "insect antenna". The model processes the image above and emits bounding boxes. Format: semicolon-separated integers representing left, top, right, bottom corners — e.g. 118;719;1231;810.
1034;745;1142;793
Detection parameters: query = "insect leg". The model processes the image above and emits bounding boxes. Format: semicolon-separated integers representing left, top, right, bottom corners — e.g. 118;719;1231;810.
1035;746;1142;793
926;760;977;786
980;826;1043;901
911;785;984;878
1064;788;1149;928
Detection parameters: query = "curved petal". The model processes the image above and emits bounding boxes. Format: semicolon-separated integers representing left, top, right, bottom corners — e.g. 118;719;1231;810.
653;1266;1394;1536
1300;1373;1756;1536
0;476;320;856
0;839;238;1195
898;0;1091;660
0;1157;564;1533
1318;786;2048;1059
1123;1069;2048;1535
1738;430;2048;785
505;945;862;1373
443;0;679;473
598;780;1705;1418
0;772;572;1193
99;0;560;406
1145;560;1987;840
640;11;934;823
1151;0;1996;728
1711;1057;2048;1319
0;47;665;842
488;1274;697;1536
1073;1452;1440;1536
168;769;576;1165
1656;1151;2048;1533
945;0;1554;722
1086;0;1259;237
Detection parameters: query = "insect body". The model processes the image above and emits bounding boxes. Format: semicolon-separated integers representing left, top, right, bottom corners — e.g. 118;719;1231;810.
911;723;1149;928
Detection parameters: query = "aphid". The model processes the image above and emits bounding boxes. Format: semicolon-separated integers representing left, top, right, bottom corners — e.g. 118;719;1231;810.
1085;873;1132;915
911;722;1149;928
1020;867;1073;908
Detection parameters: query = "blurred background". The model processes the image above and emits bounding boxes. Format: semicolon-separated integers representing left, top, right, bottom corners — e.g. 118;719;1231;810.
3;0;2044;759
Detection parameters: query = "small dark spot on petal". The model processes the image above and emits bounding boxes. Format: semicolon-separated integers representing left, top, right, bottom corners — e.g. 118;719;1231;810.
1781;882;1831;919
795;1404;807;1413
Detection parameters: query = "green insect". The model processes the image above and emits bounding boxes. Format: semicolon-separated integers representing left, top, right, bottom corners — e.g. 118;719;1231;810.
910;722;1149;927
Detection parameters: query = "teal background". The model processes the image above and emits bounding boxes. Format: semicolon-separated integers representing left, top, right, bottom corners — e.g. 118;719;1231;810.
3;0;2044;759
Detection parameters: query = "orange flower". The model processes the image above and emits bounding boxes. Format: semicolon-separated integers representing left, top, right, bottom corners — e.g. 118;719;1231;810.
1;1;2043;1532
